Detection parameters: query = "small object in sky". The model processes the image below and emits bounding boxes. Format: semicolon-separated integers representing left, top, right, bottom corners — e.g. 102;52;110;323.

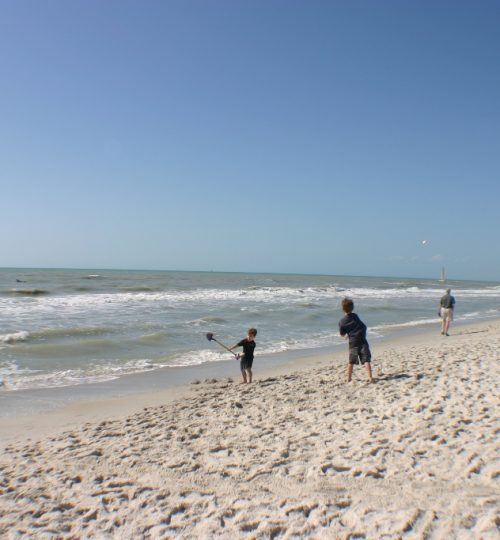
422;240;428;245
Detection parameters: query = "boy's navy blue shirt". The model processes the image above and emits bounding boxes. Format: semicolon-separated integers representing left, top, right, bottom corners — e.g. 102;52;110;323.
339;313;367;345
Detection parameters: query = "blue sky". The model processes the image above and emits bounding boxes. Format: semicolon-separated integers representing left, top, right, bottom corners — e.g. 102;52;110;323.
1;1;499;280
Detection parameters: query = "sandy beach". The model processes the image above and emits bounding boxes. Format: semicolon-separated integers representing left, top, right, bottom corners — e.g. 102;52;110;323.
1;320;499;539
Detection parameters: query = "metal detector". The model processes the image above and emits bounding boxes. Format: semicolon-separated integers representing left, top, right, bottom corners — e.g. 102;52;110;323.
206;332;239;358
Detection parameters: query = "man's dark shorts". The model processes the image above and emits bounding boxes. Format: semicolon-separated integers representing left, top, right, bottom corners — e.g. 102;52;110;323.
240;356;254;372
349;341;371;365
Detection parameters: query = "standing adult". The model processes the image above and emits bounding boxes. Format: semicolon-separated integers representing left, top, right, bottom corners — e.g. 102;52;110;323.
439;288;455;336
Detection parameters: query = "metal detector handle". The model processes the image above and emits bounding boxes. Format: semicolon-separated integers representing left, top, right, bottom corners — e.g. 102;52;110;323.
215;339;239;358
206;333;239;359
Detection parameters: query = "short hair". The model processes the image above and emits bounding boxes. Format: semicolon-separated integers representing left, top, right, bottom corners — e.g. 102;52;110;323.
446;288;451;293
341;297;354;313
248;328;257;336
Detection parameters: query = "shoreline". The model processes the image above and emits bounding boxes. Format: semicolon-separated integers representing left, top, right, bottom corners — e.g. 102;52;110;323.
0;317;497;446
0;317;498;537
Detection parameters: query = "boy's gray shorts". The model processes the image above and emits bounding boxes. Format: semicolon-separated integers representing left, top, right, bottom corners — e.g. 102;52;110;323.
349;341;371;365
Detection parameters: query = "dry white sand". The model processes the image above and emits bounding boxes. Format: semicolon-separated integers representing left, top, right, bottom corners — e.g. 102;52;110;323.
1;321;499;539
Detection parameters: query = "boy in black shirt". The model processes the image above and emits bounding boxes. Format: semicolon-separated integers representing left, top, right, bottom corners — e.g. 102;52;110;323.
339;298;374;383
230;328;257;384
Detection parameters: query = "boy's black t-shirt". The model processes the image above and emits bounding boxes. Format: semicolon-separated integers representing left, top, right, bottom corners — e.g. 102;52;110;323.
339;313;367;345
238;338;256;360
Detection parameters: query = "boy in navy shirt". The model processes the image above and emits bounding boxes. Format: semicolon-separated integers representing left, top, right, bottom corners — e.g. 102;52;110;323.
339;298;374;383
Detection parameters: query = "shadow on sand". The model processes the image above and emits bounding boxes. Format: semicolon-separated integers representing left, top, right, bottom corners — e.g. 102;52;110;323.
376;373;412;382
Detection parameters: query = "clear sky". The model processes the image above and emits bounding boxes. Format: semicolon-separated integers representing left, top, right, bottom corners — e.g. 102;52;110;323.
1;1;499;280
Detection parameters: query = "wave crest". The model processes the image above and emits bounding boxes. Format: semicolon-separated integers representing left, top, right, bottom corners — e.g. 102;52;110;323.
1;331;30;344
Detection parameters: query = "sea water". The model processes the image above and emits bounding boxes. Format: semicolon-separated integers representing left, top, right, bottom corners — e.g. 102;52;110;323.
1;268;499;392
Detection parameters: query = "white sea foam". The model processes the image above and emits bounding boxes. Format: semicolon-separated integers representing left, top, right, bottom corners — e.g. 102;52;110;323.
1;331;30;344
372;318;439;332
167;349;230;368
0;358;168;391
372;309;500;333
2;284;500;318
460;308;499;320
187;316;226;327
0;361;37;390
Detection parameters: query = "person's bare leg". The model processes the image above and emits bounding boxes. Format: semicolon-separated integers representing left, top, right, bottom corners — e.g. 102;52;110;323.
246;368;252;383
444;319;451;335
241;371;247;384
347;363;353;382
365;362;374;383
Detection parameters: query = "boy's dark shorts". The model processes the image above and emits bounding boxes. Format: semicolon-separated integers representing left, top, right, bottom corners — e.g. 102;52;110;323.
240;356;254;372
349;341;371;365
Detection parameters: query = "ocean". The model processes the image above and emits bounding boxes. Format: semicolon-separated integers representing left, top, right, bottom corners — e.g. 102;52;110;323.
1;268;499;393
